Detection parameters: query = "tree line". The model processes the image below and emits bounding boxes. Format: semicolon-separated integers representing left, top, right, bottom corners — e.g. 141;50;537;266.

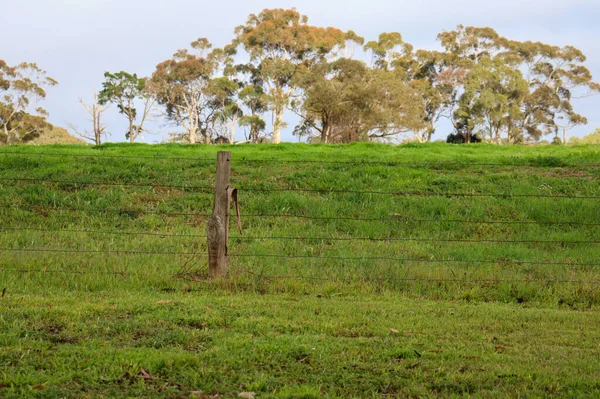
1;8;599;146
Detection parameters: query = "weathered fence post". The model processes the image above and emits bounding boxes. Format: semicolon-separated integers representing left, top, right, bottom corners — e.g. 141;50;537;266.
207;151;231;277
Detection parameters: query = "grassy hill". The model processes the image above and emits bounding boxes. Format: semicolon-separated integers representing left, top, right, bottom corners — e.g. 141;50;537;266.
28;125;87;145
1;143;600;397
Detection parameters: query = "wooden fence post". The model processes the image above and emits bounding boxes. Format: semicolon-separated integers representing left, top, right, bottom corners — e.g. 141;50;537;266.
207;151;231;277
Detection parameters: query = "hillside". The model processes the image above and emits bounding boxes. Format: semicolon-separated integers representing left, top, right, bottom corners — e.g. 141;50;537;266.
1;143;600;397
28;125;87;145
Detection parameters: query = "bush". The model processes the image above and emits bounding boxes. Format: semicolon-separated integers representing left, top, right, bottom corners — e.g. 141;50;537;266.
446;133;481;144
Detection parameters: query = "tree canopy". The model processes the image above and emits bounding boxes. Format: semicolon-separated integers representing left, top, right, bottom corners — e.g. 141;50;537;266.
0;60;57;145
7;8;599;146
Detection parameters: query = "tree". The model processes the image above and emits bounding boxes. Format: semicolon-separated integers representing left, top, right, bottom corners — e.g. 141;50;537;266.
208;76;242;143
98;71;154;143
365;33;455;143
294;58;425;143
437;26;600;143
238;84;268;143
569;128;600;145
506;40;599;140
456;57;528;143
67;92;109;145
233;8;347;143
149;39;226;144
0;60;57;144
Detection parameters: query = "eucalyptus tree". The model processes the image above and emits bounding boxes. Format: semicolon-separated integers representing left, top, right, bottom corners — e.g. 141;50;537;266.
437;25;599;143
99;71;154;143
233;8;347;143
0;60;57;144
149;38;223;144
294;57;425;143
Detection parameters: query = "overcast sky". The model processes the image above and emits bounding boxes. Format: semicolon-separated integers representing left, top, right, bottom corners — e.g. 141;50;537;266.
2;0;599;143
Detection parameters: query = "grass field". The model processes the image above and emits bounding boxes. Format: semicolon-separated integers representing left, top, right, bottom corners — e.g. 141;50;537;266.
1;142;600;397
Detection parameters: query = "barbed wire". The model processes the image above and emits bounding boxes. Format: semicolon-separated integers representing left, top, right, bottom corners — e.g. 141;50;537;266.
2;267;598;286
0;177;213;191
229;253;600;267
240;213;600;227
239;272;600;285
1;247;597;267
0;226;203;238
1;150;600;168
1;226;596;244
0;268;128;276
229;235;599;245
0;150;216;162
238;186;600;199
0;204;210;218
0;248;206;256
2;205;599;227
3;176;597;199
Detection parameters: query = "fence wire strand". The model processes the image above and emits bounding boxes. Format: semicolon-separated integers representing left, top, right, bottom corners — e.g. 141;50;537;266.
0;177;213;191
2;205;600;227
1;226;597;245
2;150;600;168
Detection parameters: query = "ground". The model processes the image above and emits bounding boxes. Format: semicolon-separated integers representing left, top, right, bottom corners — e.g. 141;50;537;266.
1;142;599;397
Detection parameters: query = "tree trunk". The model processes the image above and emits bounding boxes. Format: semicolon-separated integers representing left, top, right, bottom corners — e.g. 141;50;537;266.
129;118;134;143
320;120;330;144
189;128;196;144
94;112;101;145
272;105;283;144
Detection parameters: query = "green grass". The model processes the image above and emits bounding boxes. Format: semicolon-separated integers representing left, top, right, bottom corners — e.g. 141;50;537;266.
1;142;600;397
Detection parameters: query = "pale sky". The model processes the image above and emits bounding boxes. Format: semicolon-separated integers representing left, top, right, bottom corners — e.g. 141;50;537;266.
2;0;599;143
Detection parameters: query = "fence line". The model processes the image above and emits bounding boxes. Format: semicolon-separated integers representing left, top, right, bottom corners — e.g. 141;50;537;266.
0;204;210;218
0;248;206;256
239;272;600;285
1;226;598;245
2;267;599;286
2;150;600;288
2;150;600;168
239;186;600;199
0;177;213;191
228;253;600;267
1;268;128;276
229;235;600;245
240;213;600;227
2;246;598;267
2;205;600;227
2;176;597;199
0;227;203;238
0;150;216;162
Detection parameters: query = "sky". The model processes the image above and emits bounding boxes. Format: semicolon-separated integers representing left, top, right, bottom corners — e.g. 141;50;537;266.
2;0;599;143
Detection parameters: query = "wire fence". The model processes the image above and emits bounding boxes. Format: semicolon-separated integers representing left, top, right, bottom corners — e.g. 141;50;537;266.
1;150;599;287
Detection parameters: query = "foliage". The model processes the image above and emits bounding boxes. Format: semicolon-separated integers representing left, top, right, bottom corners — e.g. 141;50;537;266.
149;40;227;144
99;71;152;143
437;25;599;143
233;8;348;143
0;60;57;144
569;128;600;145
446;132;482;144
31;9;600;145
